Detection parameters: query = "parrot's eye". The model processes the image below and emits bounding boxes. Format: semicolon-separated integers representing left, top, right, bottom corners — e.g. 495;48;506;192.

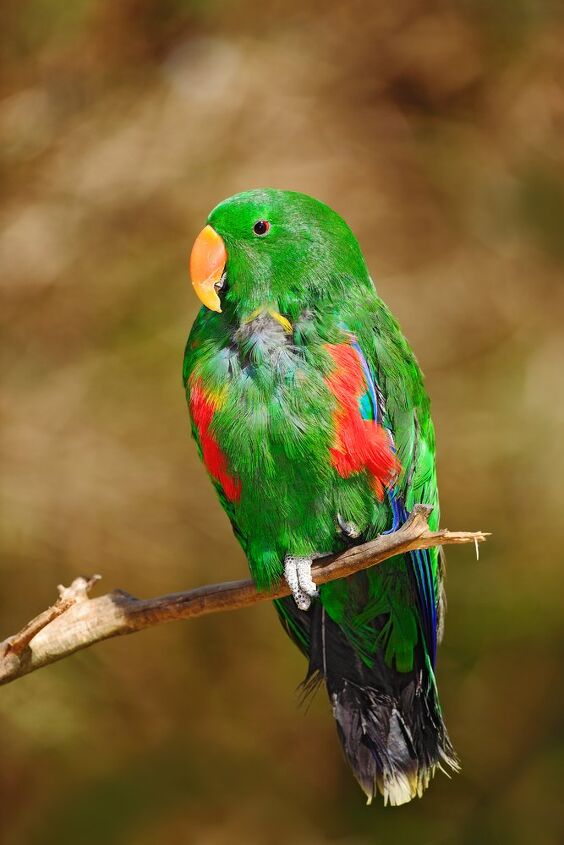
253;220;270;236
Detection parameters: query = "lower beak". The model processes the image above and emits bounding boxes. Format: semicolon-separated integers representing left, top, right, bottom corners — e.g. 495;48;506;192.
189;225;227;313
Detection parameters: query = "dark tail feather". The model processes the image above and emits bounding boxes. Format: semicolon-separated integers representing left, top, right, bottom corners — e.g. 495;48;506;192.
305;602;459;806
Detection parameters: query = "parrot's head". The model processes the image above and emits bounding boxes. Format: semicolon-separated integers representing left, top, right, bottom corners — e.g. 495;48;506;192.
189;189;371;327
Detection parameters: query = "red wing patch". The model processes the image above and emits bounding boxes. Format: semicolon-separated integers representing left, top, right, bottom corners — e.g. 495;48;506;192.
189;378;241;503
325;344;399;500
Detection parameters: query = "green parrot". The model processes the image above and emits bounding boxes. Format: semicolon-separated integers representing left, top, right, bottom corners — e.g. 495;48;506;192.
183;189;458;805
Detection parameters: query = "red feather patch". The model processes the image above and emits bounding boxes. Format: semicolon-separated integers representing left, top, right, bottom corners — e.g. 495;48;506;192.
189;378;241;503
325;344;399;500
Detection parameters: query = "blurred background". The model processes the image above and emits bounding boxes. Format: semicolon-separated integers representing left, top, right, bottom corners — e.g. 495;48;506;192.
1;1;563;843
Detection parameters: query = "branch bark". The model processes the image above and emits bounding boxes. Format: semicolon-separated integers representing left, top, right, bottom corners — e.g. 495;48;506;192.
0;505;488;687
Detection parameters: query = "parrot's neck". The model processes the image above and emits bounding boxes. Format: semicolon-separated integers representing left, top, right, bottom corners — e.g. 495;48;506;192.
234;309;292;350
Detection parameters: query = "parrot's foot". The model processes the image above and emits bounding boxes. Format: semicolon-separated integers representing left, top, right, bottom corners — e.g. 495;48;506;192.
337;514;361;539
284;556;319;611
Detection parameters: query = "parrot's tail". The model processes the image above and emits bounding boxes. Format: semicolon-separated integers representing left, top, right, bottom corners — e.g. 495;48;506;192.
304;601;459;806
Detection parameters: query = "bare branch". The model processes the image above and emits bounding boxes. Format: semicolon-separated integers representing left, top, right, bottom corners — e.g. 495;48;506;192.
0;505;488;687
3;574;102;658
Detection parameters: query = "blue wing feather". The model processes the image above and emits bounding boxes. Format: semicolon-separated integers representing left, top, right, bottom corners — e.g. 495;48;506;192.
349;335;438;665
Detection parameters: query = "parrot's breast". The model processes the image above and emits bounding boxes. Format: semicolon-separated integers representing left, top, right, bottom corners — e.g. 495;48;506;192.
188;313;396;574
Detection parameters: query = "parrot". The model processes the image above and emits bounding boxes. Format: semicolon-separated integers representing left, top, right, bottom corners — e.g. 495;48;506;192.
183;188;458;805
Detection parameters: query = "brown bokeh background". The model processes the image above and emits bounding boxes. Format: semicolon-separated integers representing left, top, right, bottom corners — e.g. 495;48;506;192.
1;2;563;843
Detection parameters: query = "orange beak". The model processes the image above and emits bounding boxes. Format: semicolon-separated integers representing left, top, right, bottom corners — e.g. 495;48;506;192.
189;225;227;313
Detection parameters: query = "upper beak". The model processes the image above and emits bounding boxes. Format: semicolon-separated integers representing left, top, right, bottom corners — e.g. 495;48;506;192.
189;225;227;313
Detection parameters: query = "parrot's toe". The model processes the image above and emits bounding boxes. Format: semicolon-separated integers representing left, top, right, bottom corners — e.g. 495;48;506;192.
284;555;318;611
337;513;362;539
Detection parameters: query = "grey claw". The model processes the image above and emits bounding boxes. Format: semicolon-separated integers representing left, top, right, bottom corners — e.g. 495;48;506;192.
337;513;361;539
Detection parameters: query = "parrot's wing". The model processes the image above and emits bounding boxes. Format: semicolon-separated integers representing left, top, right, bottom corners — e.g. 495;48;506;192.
350;321;439;666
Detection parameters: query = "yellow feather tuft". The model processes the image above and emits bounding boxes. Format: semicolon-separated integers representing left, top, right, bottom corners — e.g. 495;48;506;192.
267;309;293;333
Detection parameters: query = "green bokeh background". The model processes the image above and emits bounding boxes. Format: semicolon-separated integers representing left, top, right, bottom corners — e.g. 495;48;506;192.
1;1;563;842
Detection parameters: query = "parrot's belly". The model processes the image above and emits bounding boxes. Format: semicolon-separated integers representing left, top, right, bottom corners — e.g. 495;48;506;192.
205;354;387;582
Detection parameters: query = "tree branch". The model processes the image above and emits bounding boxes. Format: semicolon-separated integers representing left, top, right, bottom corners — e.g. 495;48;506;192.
0;505;488;687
